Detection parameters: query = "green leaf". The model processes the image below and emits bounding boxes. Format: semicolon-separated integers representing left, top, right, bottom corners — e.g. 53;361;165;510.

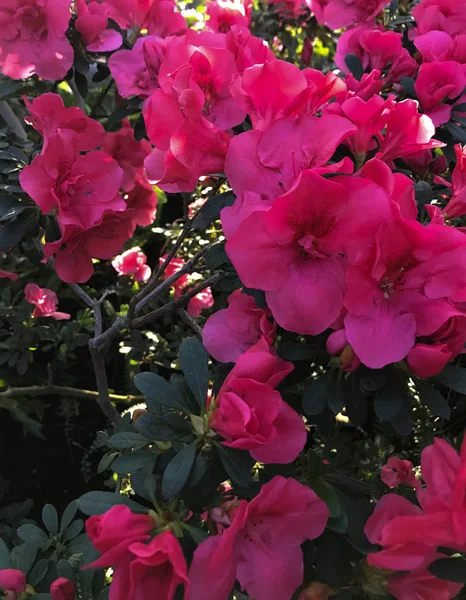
184;524;209;545
10;541;37;574
436;365;466;394
29;559;49;586
0;210;38;252
161;441;198;498
56;559;75;581
345;54;364;80
277;342;315;361
77;492;148;516
144;474;158;506
109;432;148;449
134;372;188;413
217;444;254;486
204;242;231;270
17;524;48;545
66;533;91;554
429;557;466;583
42;504;59;535
374;381;405;421
64;519;84;541
312;480;340;519
359;366;388;392
111;450;157;475
178;337;209;409
0;80;21;98
344;373;367;427
192;191;236;230
95;431;110;448
446;122;466;143
303;370;333;415
417;380;451;419
0;538;11;569
97;451;119;474
135;413;187;442
61;500;78;532
400;76;417;98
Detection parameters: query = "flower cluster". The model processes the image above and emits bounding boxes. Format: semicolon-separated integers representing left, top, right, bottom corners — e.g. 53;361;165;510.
20;98;157;283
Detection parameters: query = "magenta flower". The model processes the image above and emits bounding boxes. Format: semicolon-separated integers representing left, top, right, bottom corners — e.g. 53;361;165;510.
23;93;105;152
0;270;18;281
226;171;392;336
112;247;151;282
188;476;329;600
310;0;388;30
50;577;76;600
75;0;123;52
415;61;466;126
25;283;70;320
387;565;462;600
125;174;158;227
206;0;251;33
203;289;276;363
0;0;73;80
412;0;466;38
443;144;466;218
381;457;420;489
0;569;27;596
210;339;306;464
20;131;125;230
187;287;214;317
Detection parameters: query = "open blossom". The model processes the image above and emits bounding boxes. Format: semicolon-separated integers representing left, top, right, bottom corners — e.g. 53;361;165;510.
186;287;214;317
25;283;70;320
109;36;173;100
415;61;466;126
203;289;276;362
0;0;73;80
188;476;329;600
112;247;151;282
210;339;306;464
75;0;122;52
20;131;125;230
381;457;420;489
310;0;388;29
412;0;466;38
206;0;251;33
387;565;462;600
443;144;466;218
124;174;159;227
50;578;76;600
226;171;392;336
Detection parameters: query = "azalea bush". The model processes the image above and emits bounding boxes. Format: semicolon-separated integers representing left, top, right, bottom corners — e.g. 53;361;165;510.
2;0;466;598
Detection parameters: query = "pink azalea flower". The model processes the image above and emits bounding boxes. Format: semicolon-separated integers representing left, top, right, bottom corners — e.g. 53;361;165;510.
203;289;276;363
206;0;251;33
124;174;158;227
210;339;306;464
19;131;125;230
415;61;466;126
413;30;466;64
381;457;420;489
25;283;70;320
101;119;152;191
0;270;18;281
326;329;360;372
264;0;310;17
0;569;27;595
412;0;466;38
23;93;105;152
112;247;152;282
310;0;388;30
188;476;329;600
146;0;186;37
226;171;392;336
225;25;274;73
0;0;73;80
341;69;384;102
50;578;76;600
187;287;214;317
376;99;444;165
444;144;466;218
75;0;123;52
388;565;463;600
128;531;189;600
44;210;136;283
109;36;173;100
101;0;155;29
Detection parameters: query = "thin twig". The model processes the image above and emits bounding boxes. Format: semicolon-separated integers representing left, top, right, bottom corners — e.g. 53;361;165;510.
69;284;94;308
0;385;143;403
177;307;203;339
89;79;114;118
89;342;121;424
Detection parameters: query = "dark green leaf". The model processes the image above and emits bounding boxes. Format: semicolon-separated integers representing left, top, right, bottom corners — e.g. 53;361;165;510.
217;444;254;486
0;196;26;222
10;541;37;574
0;210;38;252
179;337;209;409
417;380;450;419
29;559;49;586
92;66;111;82
0;538;11;569
74;72;88;98
97;451;119;474
205;242;231;270
453;103;466;113
303;370;333;415
109;432;148;449
344;373;367;427
374;379;405;421
135;413;185;442
312;480;340;518
66;533;91;554
389;0;398;15
414;181;433;209
345;54;364;80
42;504;59;535
95;431;110;448
429;557;466;583
111;450;157;475
61;500;78;532
134;372;188;413
77;491;148;516
161;440;198;498
0;80;21;98
184;524;209;545
192;191;236;230
277;342;315;361
56;559;75;581
436;364;466;394
400;76;417;98
134;113;146;141
144;474;158;505
446;122;466;143
359;366;388;392
64;519;84;541
17;524;48;544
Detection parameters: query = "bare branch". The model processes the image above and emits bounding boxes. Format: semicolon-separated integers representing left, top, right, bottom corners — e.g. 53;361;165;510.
89;341;122;425
177;307;203;339
0;385;143;403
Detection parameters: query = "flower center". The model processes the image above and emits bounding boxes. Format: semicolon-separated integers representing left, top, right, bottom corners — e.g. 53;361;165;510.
14;3;48;41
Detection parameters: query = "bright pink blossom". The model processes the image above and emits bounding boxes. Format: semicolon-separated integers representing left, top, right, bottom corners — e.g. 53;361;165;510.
414;31;466;64
25;283;70;320
187;287;214;317
146;0;186;37
0;570;27;595
206;0;251;33
415;61;466;126
203;289;275;362
310;0;388;29
412;0;466;38
381;457;420;489
226;171;392;336
388;565;462;600
50;578;76;600
112;247;151;282
124;174;158;227
0;270;17;281
109;36;172;100
23;93;105;152
444;144;466;218
210;339;306;464
20;131;125;230
128;531;189;600
225;25;273;73
75;0;123;52
0;0;73;80
101;0;155;29
376;99;444;165
188;476;329;600
101;119;151;191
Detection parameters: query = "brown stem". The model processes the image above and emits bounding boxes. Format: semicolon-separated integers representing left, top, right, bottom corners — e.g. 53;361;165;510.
0;385;143;403
177;307;203;339
89;341;121;425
